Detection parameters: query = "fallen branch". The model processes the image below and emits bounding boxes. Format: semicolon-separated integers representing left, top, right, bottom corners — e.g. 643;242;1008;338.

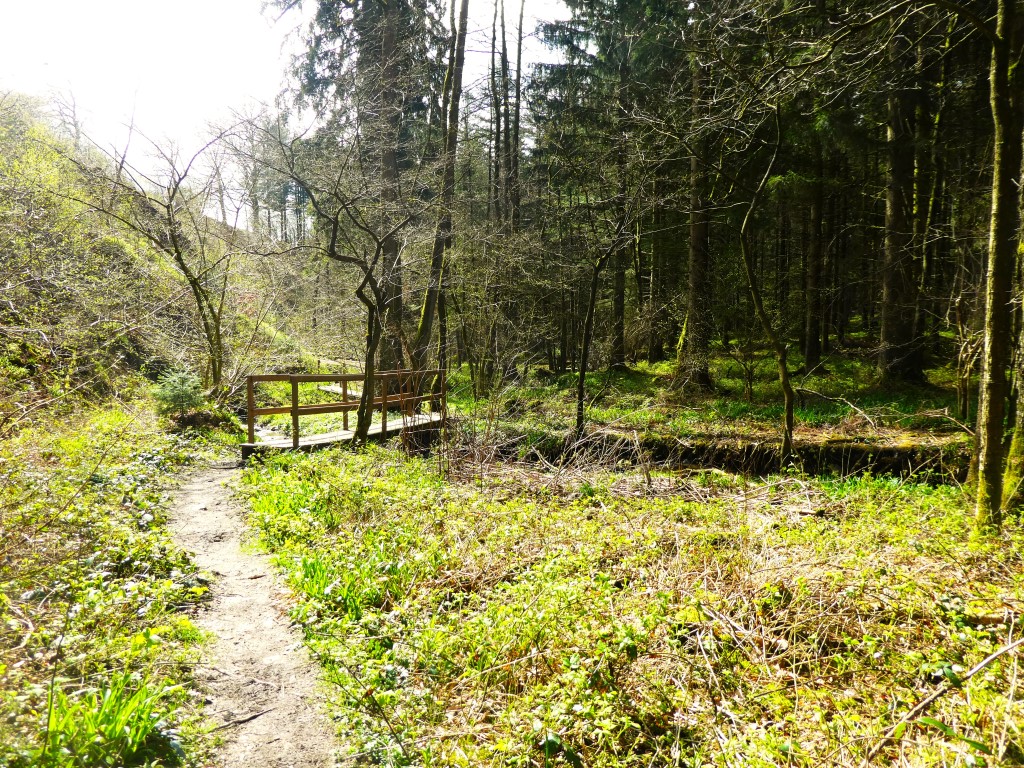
210;708;275;732
863;636;1024;763
908;408;975;436
794;387;876;428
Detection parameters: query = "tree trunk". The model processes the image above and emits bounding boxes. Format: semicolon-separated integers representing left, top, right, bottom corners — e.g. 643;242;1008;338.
489;5;504;227
576;255;608;438
379;4;405;373
411;0;469;377
740;112;793;465
610;242;627;369
804;146;824;372
677;62;713;389
982;0;1024;529
609;31;631;371
510;0;525;229
356;294;383;444
647;206;666;363
878;30;923;383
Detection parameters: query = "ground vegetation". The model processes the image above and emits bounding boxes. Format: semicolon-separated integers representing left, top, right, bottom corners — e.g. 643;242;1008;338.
4;0;1024;764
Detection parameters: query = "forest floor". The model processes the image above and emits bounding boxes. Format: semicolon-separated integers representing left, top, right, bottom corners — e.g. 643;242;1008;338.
0;355;1000;767
234;445;1024;767
167;464;338;768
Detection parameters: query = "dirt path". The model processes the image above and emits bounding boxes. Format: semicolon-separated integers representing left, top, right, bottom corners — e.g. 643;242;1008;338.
168;464;338;768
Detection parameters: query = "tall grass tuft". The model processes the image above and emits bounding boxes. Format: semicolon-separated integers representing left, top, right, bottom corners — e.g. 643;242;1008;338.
37;673;182;768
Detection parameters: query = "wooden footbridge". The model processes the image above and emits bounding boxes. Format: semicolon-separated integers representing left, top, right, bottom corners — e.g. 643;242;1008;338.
241;369;446;459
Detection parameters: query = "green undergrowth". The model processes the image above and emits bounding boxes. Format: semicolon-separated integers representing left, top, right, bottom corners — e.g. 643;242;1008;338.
238;447;1023;766
0;401;222;767
446;354;965;451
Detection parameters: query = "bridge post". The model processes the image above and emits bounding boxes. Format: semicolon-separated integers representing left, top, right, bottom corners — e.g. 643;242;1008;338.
291;377;300;449
246;377;255;443
343;379;349;431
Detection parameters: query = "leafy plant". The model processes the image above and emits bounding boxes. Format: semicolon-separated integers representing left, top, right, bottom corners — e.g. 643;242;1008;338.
0;404;210;766
36;674;182;768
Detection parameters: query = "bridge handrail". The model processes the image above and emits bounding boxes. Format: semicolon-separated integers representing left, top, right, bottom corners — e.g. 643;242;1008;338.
245;369;445;447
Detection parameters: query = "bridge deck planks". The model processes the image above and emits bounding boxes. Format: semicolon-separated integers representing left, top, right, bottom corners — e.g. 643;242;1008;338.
240;411;443;460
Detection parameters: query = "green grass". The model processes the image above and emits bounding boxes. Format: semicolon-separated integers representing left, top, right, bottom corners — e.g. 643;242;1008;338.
444;350;966;457
238;447;1024;766
0;401;219;767
39;672;184;768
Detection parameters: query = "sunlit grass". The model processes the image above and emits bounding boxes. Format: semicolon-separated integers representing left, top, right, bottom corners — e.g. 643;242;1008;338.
0;402;212;767
239;447;1023;766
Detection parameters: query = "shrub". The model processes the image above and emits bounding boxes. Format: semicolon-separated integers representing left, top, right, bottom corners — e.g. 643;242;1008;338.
154;371;205;419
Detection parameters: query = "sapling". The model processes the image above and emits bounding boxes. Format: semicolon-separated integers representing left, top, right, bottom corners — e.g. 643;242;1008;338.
154;370;205;420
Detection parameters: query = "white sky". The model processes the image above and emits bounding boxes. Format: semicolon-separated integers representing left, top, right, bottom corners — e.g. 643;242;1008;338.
0;0;567;165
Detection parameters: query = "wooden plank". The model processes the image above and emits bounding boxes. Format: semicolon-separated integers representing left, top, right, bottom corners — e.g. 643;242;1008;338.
260;396;402;415
250;399;430;420
246;409;444;450
288;373;366;383
252;373;369;384
243;412;444;451
240;368;446;460
252;391;438;418
296;403;360;416
252;405;294;417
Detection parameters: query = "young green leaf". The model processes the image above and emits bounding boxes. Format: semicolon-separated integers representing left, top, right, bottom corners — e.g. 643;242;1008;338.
918;717;956;738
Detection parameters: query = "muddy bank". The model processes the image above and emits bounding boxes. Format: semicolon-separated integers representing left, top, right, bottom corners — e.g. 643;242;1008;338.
491;427;971;482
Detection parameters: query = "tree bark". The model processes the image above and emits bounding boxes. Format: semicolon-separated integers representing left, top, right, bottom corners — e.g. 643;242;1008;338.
609;29;631;371
510;0;525;229
576;256;606;439
411;0;469;377
677;60;713;389
981;0;1024;529
804;145;824;372
878;29;923;383
379;3;405;373
740;110;794;465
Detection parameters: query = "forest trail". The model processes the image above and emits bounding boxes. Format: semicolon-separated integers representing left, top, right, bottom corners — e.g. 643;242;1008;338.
167;465;338;768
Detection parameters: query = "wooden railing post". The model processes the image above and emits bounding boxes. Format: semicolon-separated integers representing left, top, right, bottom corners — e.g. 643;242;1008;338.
382;375;389;438
291;376;300;449
246;376;255;443
342;379;349;431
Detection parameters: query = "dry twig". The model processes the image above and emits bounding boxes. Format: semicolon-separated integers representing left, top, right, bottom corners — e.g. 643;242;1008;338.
862;636;1024;764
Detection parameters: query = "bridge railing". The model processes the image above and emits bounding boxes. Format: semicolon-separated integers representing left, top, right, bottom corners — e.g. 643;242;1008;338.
245;369;446;448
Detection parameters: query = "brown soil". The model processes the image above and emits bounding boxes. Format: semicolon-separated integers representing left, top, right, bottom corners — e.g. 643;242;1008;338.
167;464;338;767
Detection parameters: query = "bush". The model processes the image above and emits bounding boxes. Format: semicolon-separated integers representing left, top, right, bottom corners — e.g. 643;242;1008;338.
154;371;205;419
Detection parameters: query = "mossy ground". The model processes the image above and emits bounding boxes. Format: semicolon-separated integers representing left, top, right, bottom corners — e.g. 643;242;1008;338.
451;354;966;435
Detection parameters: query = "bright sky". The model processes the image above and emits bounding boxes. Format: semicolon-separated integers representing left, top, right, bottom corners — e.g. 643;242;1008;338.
0;0;567;165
